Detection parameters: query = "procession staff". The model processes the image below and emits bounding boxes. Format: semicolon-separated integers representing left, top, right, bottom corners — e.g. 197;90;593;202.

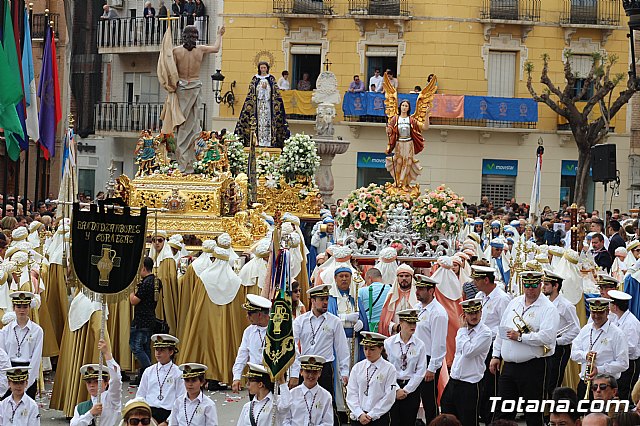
136;334;183;425
472;264;510;425
571;297;628;400
231;294;272;393
346;332;397;426
0;291;43;400
286;355;333;426
168;363;218;425
70;339;122;426
0;367;39;426
542;271;580;398
384;309;426;426
489;271;559;426
413;274;447;424
604;290;639;403
237;362;292;426
292;284;350;423
441;299;492;426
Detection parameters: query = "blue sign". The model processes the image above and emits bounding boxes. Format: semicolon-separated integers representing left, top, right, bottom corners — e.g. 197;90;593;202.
464;96;538;122
357;152;388;169
343;92;418;116
561;160;591;176
482;159;518;176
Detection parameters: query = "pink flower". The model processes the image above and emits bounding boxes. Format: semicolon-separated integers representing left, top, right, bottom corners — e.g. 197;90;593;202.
360;211;367;220
437;185;445;191
427;204;433;209
442;206;448;211
340;209;348;217
431;208;438;214
429;192;437;198
354;221;362;229
369;216;377;224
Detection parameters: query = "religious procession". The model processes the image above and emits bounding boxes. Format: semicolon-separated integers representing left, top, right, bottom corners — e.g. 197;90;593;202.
3;0;640;425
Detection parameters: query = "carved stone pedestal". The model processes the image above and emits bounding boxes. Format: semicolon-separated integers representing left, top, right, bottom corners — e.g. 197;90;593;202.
314;138;350;204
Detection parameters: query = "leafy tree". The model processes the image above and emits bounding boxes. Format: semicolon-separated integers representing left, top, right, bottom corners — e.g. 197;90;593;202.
525;52;636;206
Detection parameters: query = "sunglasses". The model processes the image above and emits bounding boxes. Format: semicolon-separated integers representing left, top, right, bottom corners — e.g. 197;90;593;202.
593;383;612;391
292;289;301;293
562;220;571;223
128;419;151;426
523;283;539;289
633;248;640;252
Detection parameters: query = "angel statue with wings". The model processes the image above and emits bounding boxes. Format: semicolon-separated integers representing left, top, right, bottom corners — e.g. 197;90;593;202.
384;72;437;192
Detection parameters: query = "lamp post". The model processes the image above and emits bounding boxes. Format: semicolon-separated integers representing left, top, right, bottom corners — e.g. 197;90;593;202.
211;69;237;114
623;0;640;88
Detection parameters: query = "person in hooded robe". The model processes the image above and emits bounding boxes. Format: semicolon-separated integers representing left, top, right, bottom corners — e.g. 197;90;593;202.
49;289;110;416
611;246;628;283
238;238;270;290
42;223;69;350
178;237;247;388
167;234;190;279
623;240;640;319
148;231;179;336
431;256;463;368
374;247;399;286
379;264;418;337
549;246;565;269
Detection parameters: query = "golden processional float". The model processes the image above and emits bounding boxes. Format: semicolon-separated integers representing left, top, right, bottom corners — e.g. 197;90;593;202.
114;122;321;250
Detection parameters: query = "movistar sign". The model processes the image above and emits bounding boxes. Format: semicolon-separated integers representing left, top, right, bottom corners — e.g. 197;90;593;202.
482;159;518;176
561;160;591;177
357;152;387;169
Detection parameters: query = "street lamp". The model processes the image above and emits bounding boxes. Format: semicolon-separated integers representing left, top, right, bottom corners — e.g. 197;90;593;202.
623;0;640;88
210;69;237;114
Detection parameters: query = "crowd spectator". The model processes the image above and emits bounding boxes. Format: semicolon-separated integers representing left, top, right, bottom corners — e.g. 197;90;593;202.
157;0;168;17
143;1;156;17
277;71;290;90
410;85;421;94
101;4;119;20
297;72;312;91
385;69;398;89
348;75;365;92
591;233;613;272
171;0;182;15
369;68;383;92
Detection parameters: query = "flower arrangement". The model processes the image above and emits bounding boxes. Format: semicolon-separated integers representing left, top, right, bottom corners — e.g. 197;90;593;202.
411;185;465;236
192;159;209;176
335;184;386;235
277;133;320;182
382;192;414;212
226;134;247;176
256;151;282;188
158;162;179;175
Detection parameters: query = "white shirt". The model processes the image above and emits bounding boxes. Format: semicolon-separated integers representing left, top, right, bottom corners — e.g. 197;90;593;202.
0;319;43;389
292;311;350;378
477;286;511;340
277;77;290;90
0;394;39;426
285;383;333;426
552;295;581;346
136;361;184;410
70;358;122;426
0;348;10;396
369;75;383;92
233;325;267;381
346;357;397;421
450;323;492;383
414;299;448;373
384;334;426;393
237;384;292;426
612;310;640;360
493;294;560;363
168;391;218;426
571;320;629;379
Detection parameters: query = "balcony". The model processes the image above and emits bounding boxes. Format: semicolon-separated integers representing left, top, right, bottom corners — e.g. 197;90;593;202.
93;102;208;136
97;16;209;54
480;0;540;21
348;0;410;16
31;13;59;39
273;0;333;14
560;0;620;26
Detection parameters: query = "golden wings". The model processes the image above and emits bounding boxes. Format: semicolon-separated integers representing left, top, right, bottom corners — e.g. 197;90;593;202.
384;72;438;127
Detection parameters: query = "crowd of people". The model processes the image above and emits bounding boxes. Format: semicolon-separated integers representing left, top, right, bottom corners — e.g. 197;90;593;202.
1;193;640;425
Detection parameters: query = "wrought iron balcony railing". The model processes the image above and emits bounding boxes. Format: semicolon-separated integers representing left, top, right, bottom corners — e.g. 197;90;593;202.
93;102;207;134
273;0;334;14
97;16;209;50
480;0;540;21
560;0;621;25
31;13;60;38
348;0;410;16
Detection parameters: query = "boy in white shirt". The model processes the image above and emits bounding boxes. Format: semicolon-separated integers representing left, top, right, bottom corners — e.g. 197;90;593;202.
0;367;39;426
286;355;333;426
168;363;218;426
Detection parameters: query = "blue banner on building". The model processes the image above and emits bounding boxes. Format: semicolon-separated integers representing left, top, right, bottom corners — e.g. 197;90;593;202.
464;96;538;122
343;92;418;116
482;159;518;176
343;92;368;116
357;152;388;169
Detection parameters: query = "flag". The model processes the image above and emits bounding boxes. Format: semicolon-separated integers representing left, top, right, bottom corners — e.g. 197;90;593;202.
37;25;61;160
529;144;544;225
157;21;184;134
57;127;76;219
22;7;38;142
0;0;24;160
8;0;28;151
263;232;295;382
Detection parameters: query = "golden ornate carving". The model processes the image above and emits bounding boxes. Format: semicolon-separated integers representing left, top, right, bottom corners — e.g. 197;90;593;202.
256;177;320;220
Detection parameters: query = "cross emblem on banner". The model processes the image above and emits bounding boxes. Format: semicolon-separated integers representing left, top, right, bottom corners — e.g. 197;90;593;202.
271;305;290;334
91;244;122;286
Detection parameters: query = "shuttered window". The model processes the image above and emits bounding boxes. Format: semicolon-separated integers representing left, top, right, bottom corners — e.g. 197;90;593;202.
488;51;516;97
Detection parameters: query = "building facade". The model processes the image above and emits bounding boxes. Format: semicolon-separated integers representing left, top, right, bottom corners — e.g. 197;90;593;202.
84;0;635;212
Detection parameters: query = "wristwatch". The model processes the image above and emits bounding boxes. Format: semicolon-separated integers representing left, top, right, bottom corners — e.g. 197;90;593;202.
517;336;522;342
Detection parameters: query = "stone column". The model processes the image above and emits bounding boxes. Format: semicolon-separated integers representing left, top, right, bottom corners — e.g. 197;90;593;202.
630;29;640;208
314;138;350;204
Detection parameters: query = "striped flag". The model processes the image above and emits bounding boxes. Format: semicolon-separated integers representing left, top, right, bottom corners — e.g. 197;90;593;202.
57;127;77;219
22;7;38;142
529;143;544;225
37;24;61;159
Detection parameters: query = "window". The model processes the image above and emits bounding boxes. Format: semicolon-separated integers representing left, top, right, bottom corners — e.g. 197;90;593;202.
124;73;161;104
487;51;516;97
569;54;594;100
570;0;597;24
366;46;398;90
78;169;96;199
291;44;321;91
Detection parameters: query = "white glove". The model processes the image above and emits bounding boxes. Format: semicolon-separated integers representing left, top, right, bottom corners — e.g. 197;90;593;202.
341;312;359;323
353;320;364;333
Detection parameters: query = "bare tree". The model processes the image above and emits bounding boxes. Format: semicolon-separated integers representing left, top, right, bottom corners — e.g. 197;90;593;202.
526;52;636;206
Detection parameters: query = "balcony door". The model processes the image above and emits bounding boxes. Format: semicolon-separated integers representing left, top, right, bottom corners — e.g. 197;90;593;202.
570;0;597;24
291;44;321;91
490;0;519;20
